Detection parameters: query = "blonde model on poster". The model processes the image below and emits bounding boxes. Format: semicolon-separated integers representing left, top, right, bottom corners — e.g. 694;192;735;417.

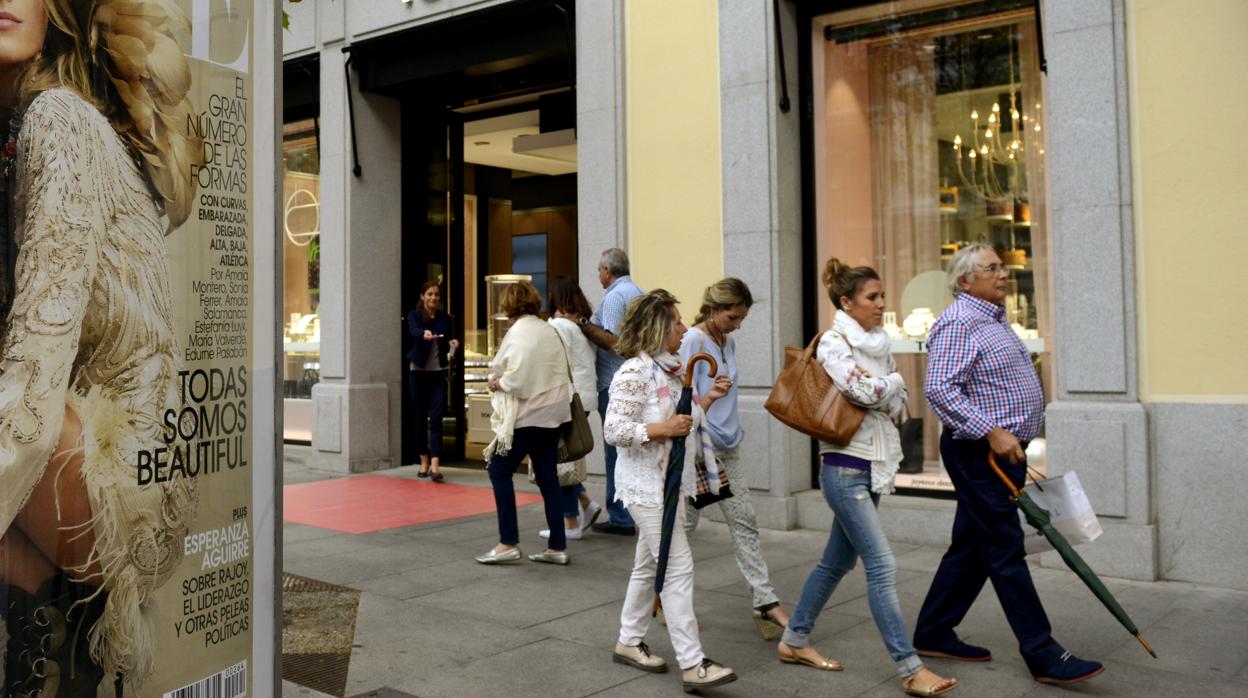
0;0;202;694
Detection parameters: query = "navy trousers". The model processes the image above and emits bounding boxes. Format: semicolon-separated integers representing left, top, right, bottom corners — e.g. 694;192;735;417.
598;387;635;528
408;369;447;459
487;426;566;551
913;431;1062;673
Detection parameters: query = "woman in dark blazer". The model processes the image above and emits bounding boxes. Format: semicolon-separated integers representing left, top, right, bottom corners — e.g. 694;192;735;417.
407;281;459;480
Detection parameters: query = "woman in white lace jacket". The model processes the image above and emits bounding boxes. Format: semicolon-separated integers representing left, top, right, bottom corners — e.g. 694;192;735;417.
0;1;202;694
603;289;738;692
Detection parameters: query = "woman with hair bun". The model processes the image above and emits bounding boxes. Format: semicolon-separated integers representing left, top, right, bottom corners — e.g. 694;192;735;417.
778;259;958;696
0;0;203;692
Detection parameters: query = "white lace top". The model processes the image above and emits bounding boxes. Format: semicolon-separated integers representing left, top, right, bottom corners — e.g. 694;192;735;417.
603;357;697;508
3;88;198;681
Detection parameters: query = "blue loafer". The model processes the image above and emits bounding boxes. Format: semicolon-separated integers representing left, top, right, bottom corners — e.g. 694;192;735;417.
1033;652;1104;685
915;636;992;662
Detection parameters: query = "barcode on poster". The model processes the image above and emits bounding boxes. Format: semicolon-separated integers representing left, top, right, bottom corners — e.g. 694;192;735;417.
163;660;247;698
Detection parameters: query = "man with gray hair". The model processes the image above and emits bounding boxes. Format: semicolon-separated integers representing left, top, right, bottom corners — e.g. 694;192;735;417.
577;248;644;535
912;243;1104;685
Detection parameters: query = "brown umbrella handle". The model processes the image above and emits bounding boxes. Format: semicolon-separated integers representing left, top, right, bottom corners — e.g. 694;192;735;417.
986;452;1023;498
684;353;718;388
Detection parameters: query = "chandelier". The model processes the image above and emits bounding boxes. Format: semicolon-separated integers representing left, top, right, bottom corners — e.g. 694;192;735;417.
950;27;1042;205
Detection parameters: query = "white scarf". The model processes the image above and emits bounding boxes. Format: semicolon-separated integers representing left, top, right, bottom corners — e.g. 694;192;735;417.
832;311;903;494
832;309;892;359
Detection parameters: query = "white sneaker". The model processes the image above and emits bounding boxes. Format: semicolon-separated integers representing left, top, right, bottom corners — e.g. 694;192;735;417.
539;527;583;540
581;501;603;532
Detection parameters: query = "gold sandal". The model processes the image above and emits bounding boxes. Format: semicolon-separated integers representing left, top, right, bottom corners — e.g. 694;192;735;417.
902;668;958;696
778;642;843;672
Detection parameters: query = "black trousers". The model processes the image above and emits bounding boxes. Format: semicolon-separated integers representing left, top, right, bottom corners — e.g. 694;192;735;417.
913;431;1062;672
408;369;447;459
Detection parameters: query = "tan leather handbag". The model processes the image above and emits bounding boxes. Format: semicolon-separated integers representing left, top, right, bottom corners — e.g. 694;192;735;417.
764;332;867;447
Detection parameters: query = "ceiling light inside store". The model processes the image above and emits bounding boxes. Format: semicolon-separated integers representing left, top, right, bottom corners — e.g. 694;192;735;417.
513;129;576;168
463;110;577;176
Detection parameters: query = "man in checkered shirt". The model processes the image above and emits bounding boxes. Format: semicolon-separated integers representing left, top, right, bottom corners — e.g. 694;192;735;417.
911;243;1104;686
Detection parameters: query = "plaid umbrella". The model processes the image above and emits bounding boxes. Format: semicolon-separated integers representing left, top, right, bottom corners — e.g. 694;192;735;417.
987;453;1157;658
652;353;718;615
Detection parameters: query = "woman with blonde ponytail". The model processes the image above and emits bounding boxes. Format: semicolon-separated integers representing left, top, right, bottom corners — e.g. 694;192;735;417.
679;277;795;640
0;0;202;694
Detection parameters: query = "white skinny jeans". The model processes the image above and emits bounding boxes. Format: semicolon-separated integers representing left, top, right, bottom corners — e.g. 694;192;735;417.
617;500;704;670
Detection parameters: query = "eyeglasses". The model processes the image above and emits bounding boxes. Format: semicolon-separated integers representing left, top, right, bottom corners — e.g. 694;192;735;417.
973;263;1008;276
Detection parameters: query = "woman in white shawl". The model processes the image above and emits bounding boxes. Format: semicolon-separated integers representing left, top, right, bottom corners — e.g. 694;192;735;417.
778;260;957;697
604;290;738;693
477;282;573;566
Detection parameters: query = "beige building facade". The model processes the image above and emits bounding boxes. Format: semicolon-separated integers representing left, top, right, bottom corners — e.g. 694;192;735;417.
281;0;1247;590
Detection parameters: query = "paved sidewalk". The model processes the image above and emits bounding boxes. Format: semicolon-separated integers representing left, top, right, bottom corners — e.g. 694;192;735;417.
281;457;1248;697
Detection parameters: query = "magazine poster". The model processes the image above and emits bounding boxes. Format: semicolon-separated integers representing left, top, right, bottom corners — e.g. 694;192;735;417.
0;1;272;696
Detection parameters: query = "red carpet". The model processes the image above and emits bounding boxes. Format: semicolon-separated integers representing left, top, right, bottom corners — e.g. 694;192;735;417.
283;475;544;534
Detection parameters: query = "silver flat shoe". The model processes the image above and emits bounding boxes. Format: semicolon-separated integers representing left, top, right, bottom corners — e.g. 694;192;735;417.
475;547;522;564
527;550;569;565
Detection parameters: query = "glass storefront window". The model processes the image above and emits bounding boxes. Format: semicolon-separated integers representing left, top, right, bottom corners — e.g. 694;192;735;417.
814;2;1051;491
282;118;320;441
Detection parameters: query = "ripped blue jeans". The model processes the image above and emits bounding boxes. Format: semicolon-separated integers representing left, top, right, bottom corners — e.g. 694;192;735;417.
782;465;923;678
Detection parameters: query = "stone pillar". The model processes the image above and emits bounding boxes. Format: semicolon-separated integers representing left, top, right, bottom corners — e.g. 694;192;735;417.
575;0;627;479
309;44;404;473
715;0;805;529
1041;0;1155;580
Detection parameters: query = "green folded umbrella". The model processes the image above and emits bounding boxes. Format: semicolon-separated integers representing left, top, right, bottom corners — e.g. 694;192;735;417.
987;453;1157;658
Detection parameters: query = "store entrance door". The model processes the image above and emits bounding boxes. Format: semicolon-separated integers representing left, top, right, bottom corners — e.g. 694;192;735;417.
401;105;467;466
351;0;576;468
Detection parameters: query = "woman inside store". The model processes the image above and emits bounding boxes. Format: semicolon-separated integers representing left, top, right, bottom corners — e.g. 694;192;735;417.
679;278;792;639
538;277;603;542
0;0;206;693
477;282;572;565
778;259;958;696
406;280;459;481
604;290;738;692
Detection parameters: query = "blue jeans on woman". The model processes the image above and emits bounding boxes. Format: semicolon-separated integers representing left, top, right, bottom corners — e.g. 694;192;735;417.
783;465;923;678
561;484;585;519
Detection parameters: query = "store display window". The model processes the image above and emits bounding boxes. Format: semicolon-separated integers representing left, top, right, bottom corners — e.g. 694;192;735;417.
812;1;1052;491
282;118;320;441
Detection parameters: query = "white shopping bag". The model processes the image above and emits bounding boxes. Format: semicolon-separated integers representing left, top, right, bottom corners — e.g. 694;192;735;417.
1019;471;1103;555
